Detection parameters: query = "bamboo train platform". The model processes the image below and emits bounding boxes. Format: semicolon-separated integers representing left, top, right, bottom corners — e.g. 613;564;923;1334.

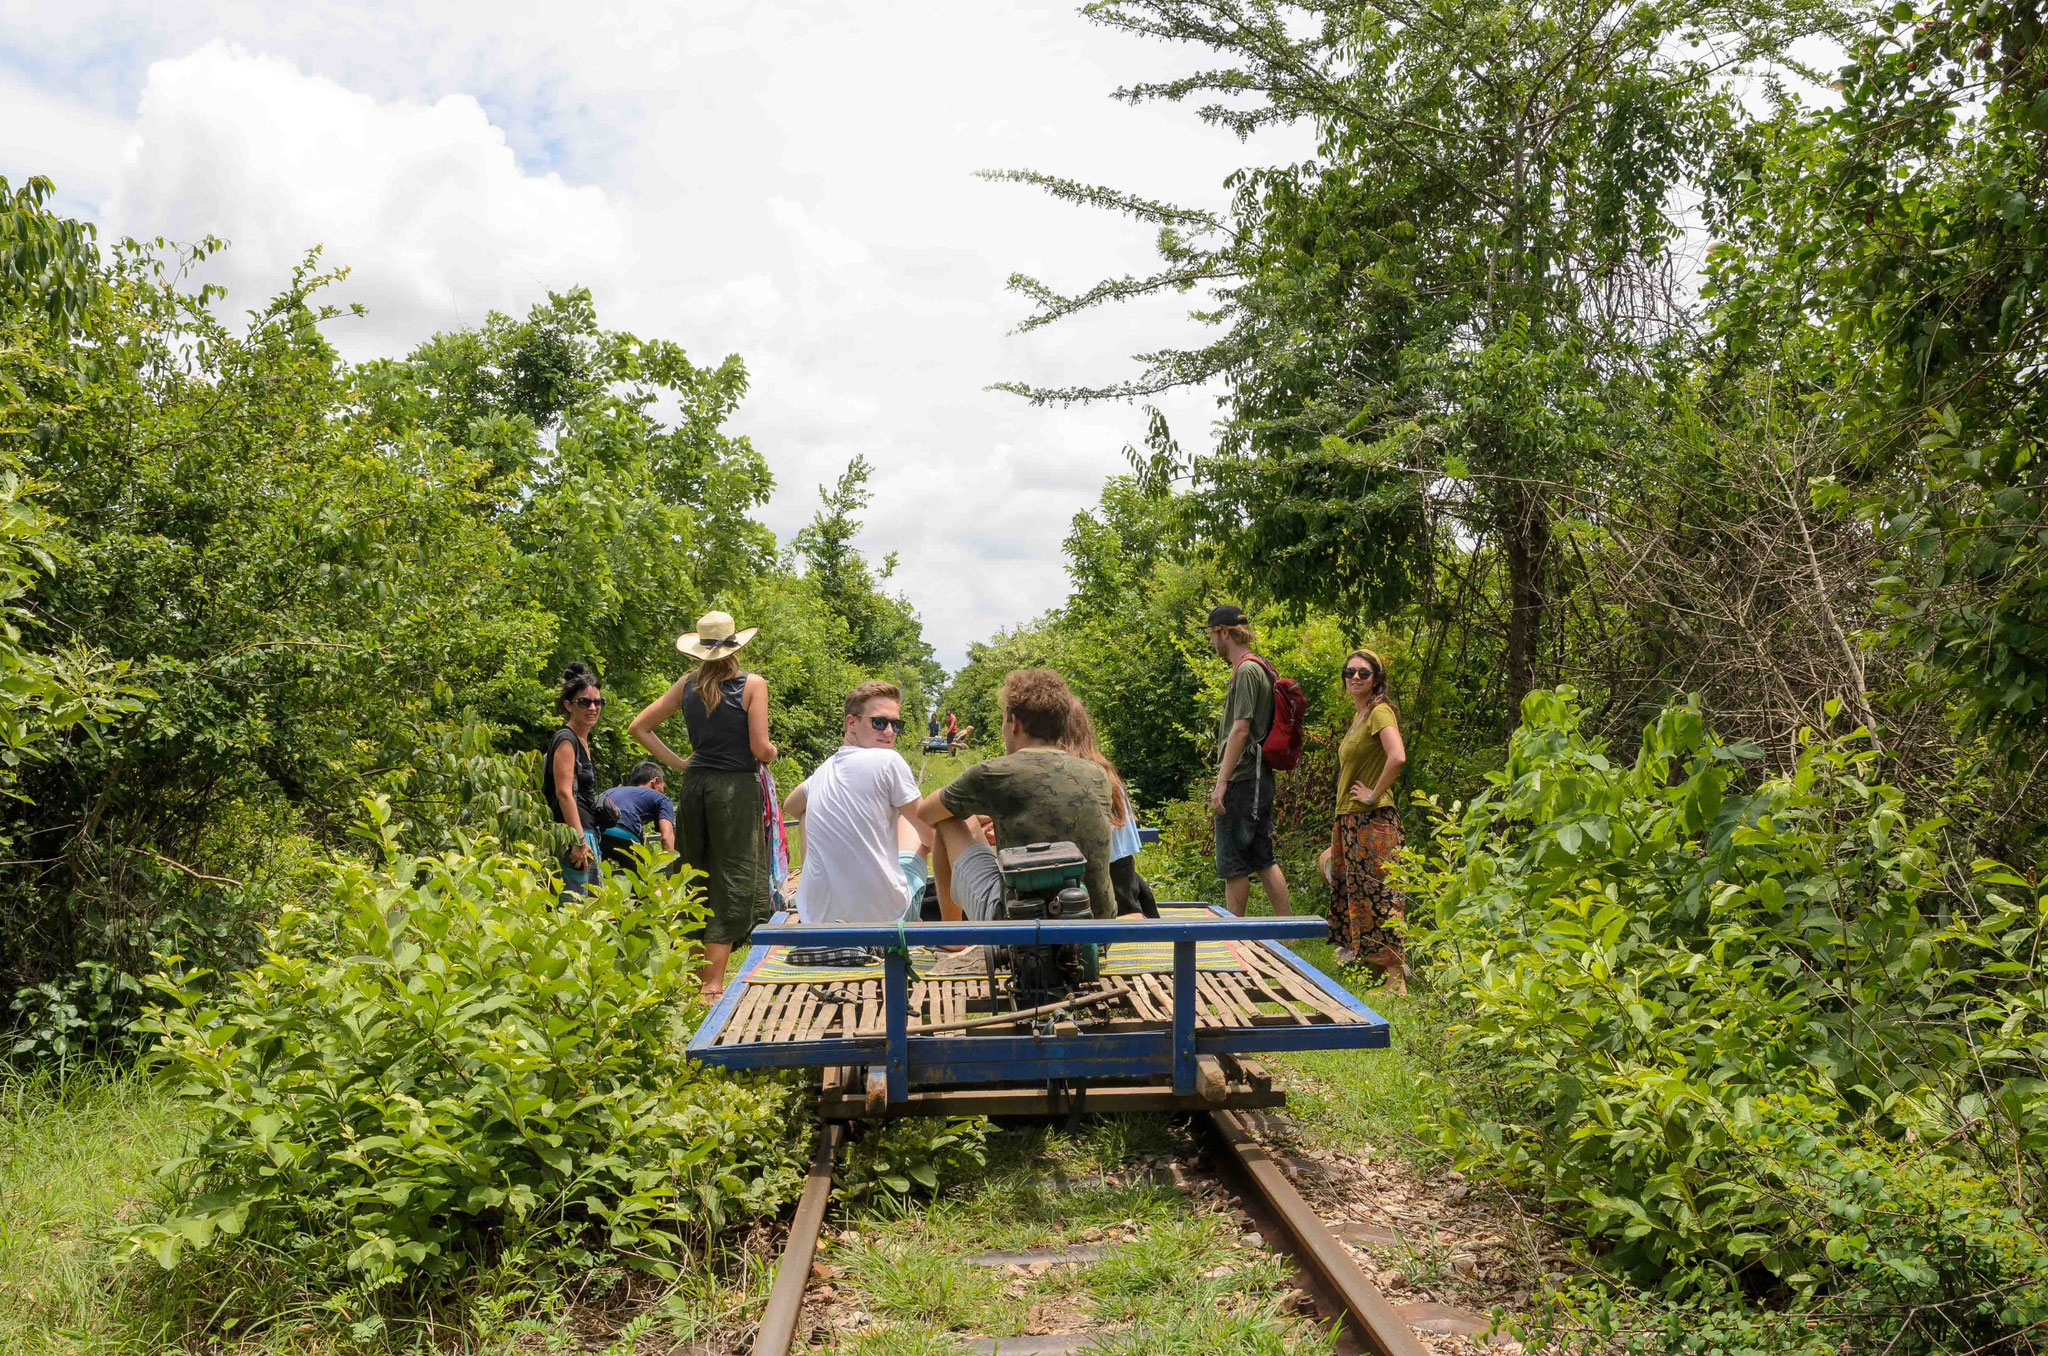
687;905;1389;1117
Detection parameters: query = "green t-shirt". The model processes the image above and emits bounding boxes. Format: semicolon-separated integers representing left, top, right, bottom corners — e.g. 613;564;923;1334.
1215;657;1273;783
1336;704;1400;815
939;748;1116;918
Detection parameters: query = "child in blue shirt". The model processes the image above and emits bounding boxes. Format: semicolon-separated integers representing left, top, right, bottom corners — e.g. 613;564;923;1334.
600;761;677;865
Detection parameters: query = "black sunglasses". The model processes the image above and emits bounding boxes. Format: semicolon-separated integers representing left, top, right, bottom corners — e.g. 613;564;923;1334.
1342;666;1375;680
572;695;605;709
868;715;906;733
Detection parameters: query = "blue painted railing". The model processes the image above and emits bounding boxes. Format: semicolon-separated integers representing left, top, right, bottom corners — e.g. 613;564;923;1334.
688;908;1388;1102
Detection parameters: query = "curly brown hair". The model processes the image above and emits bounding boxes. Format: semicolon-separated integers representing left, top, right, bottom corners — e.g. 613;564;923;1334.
999;668;1074;743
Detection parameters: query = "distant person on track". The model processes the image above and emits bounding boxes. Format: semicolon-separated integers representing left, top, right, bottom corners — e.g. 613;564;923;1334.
543;662;605;899
628;611;777;1001
598;761;676;867
1205;604;1291;918
1329;649;1409;992
928;711;942;739
781;680;928;937
916;669;1115;921
1061;698;1159;918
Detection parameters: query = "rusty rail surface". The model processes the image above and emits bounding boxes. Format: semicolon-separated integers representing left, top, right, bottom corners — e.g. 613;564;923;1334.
749;1104;1427;1356
750;1119;841;1356
1203;1109;1430;1356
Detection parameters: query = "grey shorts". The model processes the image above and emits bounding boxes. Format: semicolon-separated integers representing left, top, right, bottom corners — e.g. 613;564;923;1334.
1214;773;1276;879
951;843;1004;921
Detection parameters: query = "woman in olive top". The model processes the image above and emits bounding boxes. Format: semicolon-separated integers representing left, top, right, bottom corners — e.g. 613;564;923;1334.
1329;649;1409;991
628;612;777;1000
544;662;606;899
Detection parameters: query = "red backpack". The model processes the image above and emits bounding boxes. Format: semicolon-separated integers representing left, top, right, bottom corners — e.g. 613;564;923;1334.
1244;654;1307;771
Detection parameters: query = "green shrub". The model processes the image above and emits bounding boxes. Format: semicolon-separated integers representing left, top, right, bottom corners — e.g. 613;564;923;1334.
130;796;808;1291
839;1116;989;1204
1407;689;2048;1322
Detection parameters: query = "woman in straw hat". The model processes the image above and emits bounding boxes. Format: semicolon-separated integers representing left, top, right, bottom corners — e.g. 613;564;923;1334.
629;611;777;999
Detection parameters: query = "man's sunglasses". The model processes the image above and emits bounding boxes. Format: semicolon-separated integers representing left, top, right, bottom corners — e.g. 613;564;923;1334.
572;696;605;709
868;716;906;733
1342;666;1375;680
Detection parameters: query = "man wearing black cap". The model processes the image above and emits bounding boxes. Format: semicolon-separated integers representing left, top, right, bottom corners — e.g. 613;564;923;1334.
1204;604;1291;917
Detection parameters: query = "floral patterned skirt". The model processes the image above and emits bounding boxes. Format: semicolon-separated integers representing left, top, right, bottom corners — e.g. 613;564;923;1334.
1328;806;1405;973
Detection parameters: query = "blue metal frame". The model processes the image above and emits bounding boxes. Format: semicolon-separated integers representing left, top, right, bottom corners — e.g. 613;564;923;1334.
742;913;1327;948
685;906;1390;1094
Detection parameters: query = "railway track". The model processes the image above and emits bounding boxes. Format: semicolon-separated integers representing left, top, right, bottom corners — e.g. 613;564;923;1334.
749;1107;1441;1356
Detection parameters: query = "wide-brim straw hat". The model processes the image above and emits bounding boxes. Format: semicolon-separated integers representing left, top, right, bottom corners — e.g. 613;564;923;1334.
676;611;760;661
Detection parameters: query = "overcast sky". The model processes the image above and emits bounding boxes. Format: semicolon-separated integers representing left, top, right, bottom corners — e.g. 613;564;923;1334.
0;0;1296;667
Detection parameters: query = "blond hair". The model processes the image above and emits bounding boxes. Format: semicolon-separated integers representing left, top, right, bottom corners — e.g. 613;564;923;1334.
693;654;741;714
1059;697;1132;827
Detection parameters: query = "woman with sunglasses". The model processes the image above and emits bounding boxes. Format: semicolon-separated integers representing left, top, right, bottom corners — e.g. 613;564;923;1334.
545;662;606;899
1329;649;1409;991
629;612;777;999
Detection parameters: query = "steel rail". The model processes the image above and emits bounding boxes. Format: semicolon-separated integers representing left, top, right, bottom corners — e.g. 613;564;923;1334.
751;1119;842;1356
1204;1109;1430;1356
751;1103;1428;1356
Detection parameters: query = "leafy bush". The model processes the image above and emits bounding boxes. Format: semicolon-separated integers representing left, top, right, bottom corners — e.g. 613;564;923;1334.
130;796;808;1291
377;714;567;857
1407;688;2048;1327
8;959;143;1063
839;1116;990;1204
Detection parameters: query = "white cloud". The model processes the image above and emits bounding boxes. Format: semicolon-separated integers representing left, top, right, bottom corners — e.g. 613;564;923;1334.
106;41;627;352
2;3;1295;664
0;70;127;213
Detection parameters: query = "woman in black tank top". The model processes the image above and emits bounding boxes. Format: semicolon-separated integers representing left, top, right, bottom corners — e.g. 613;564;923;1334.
627;612;778;999
545;662;605;898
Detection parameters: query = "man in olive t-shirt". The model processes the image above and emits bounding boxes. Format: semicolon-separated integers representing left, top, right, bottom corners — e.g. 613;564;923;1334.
916;668;1116;920
1205;604;1292;918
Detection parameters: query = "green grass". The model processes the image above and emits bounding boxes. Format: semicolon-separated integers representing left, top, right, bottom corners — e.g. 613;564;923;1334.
911;743;985;797
841;1119;1193;1253
821;1118;1339;1353
1083;1217;1287;1325
820;1324;969;1356
835;1234;1015;1330
1085;1304;1340;1355
0;1061;193;1355
0;1063;789;1356
1263;937;1452;1166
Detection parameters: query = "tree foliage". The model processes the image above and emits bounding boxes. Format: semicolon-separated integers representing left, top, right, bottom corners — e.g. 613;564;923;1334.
992;0;1839;710
0;199;939;1052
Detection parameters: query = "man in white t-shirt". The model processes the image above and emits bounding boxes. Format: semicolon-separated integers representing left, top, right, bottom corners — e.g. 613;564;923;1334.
782;680;927;928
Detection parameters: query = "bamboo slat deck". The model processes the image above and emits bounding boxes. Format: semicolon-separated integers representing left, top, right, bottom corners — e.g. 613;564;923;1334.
688;912;1390;1104
710;951;1367;1049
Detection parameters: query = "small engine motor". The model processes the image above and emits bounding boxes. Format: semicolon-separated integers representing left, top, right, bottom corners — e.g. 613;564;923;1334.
996;841;1097;1010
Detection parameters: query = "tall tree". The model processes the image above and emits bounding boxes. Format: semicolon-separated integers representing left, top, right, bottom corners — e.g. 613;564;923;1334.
1707;0;2048;745
793;456;943;704
991;0;1833;711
